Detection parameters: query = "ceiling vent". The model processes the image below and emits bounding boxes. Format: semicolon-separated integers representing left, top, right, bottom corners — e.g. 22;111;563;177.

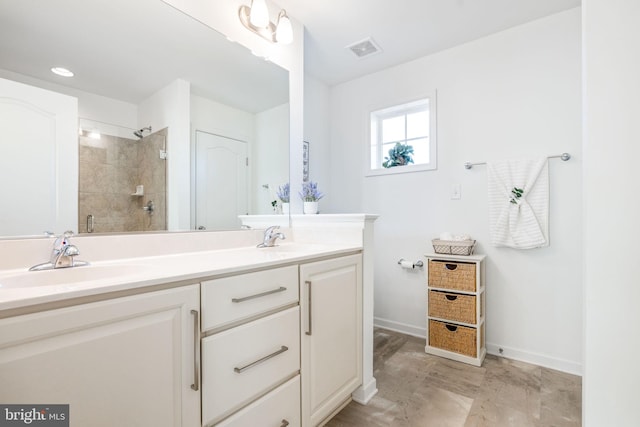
346;37;382;59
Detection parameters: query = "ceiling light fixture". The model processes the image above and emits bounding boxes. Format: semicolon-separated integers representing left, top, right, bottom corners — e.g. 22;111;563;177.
238;0;293;45
51;67;74;77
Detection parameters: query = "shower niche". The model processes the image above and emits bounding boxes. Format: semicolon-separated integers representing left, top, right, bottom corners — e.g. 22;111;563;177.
78;120;167;233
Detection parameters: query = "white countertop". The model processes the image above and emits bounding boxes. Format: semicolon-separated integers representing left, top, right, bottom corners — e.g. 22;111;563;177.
0;242;361;313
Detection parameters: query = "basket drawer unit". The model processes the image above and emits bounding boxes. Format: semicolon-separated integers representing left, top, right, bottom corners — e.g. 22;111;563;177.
428;260;476;292
429;320;477;358
428;290;476;324
425;253;486;366
201;265;298;332
201;307;300;426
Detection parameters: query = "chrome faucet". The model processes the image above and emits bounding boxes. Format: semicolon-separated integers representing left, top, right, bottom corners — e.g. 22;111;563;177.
29;231;89;271
257;225;286;248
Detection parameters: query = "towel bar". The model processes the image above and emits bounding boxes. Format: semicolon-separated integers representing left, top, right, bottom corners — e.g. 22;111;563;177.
464;152;571;170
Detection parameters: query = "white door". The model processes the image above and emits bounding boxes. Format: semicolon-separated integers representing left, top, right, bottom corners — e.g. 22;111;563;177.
0;78;77;236
195;130;248;230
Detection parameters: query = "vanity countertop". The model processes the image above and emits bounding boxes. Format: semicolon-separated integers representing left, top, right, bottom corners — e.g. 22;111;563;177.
0;242;362;314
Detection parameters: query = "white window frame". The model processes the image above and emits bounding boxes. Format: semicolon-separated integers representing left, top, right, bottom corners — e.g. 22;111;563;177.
366;91;437;177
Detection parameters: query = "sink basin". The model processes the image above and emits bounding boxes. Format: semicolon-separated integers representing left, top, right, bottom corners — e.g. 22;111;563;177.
259;243;325;253
0;264;153;289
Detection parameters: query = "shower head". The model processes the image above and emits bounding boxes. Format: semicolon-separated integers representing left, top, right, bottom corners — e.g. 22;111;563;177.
133;126;152;139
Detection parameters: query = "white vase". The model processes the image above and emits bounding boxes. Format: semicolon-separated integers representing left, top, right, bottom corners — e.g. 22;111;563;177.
282;202;290;214
303;201;319;214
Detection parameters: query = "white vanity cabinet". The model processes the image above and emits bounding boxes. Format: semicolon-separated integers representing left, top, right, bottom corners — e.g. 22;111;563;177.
0;285;201;427
300;254;363;427
200;266;301;427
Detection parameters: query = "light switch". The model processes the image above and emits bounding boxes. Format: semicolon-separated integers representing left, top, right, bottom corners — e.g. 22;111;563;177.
451;184;461;200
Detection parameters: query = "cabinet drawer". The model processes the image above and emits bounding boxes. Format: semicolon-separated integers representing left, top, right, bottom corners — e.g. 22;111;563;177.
202;307;300;426
428;260;476;292
429;319;477;357
215;375;300;427
428;290;476;324
201;265;299;331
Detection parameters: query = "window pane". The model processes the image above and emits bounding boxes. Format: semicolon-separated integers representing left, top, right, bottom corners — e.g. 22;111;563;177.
381;116;405;143
411;137;429;164
368;95;436;174
407;110;429;139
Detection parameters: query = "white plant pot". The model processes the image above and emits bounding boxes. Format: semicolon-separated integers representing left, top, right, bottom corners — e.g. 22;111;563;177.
282;202;290;214
303;201;319;214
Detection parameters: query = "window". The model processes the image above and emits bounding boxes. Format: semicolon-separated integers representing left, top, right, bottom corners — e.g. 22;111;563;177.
368;94;437;176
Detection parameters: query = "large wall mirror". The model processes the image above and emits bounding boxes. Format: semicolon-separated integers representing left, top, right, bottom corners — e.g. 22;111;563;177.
0;0;290;238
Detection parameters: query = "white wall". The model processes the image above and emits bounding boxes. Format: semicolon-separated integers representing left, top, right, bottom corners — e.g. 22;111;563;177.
583;0;640;424
138;79;191;231
254;103;290;213
323;9;583;373
190;94;254;142
303;75;332;209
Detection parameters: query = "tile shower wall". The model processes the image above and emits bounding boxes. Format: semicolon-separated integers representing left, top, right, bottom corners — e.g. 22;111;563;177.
78;128;167;233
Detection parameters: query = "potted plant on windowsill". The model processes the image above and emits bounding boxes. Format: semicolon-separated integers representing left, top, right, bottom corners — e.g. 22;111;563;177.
299;181;323;214
276;183;290;214
382;142;414;168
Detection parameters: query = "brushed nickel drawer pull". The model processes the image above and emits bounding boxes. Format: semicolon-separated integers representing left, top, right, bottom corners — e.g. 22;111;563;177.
305;280;312;336
190;310;200;391
231;286;287;303
280;420;290;427
234;345;288;373
86;214;94;233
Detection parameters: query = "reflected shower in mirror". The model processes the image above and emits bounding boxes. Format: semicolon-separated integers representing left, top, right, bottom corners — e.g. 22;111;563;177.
0;0;289;238
78;119;167;234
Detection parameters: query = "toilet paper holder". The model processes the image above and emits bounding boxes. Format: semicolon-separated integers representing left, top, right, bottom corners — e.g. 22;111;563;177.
397;258;424;269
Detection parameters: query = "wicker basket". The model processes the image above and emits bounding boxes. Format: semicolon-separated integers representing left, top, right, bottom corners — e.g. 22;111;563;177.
428;290;476;324
432;239;476;256
428;260;476;292
429;319;477;357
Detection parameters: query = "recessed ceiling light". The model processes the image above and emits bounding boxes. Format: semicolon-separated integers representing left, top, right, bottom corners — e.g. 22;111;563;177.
51;67;74;77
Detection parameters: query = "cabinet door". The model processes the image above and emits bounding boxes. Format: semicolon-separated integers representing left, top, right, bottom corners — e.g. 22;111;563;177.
300;254;362;427
0;285;201;427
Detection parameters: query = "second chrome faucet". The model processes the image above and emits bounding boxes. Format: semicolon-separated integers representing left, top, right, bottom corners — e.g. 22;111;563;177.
257;225;286;248
29;231;89;271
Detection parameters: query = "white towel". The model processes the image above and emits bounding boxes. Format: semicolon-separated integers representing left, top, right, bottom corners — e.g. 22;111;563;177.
487;158;549;249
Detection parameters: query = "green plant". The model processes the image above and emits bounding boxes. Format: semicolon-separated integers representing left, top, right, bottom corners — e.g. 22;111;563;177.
382;143;414;168
510;187;524;204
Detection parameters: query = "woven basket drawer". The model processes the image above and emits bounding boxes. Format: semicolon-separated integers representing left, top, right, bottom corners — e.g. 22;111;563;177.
428;260;476;292
428;290;476;324
429;320;477;357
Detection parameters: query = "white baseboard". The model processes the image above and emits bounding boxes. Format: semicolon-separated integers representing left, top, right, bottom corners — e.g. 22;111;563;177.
373;317;582;376
373;317;426;339
352;378;378;405
486;343;582;376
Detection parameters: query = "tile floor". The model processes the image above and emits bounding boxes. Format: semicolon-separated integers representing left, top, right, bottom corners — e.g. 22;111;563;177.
326;328;582;427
